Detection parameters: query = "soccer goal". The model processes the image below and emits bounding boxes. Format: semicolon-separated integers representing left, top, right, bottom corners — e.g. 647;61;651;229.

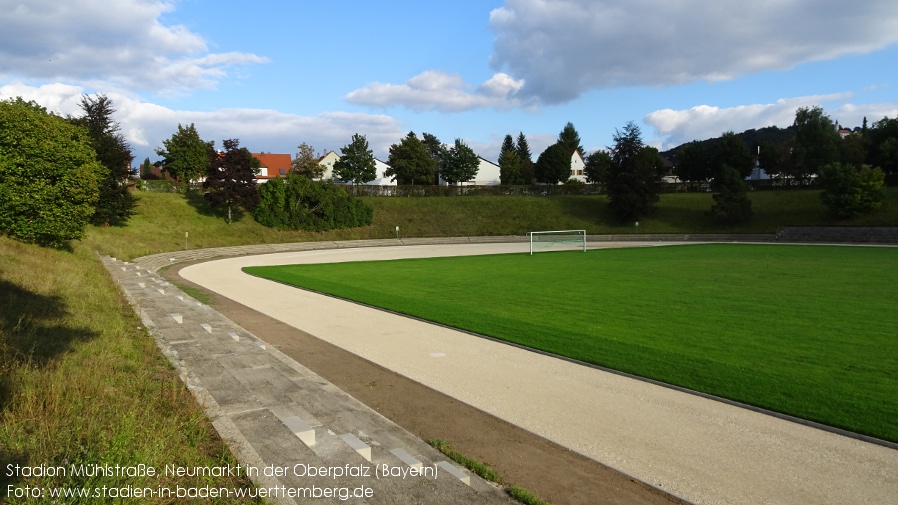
528;230;587;255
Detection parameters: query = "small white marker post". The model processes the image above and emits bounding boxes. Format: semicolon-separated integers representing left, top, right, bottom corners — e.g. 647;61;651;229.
395;226;400;240
185;231;188;251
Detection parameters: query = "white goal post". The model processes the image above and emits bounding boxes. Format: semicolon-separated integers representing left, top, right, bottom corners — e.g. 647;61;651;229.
528;230;587;255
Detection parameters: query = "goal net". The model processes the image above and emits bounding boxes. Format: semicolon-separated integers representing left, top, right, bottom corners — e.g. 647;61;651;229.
529;230;587;255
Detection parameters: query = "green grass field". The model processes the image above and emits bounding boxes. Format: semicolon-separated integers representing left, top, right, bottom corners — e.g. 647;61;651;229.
245;243;898;443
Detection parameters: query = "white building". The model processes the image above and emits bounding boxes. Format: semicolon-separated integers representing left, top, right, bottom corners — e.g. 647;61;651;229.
365;158;396;185
452;157;501;186
568;151;587;183
317;150;340;180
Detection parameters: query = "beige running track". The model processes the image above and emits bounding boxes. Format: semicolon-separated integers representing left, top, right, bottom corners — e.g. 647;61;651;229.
180;242;898;505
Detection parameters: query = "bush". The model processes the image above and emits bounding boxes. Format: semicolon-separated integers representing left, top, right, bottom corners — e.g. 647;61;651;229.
254;174;373;231
0;98;101;247
818;163;886;218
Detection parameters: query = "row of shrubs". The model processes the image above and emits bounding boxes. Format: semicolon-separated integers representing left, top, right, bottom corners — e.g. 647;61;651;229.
253;174;373;231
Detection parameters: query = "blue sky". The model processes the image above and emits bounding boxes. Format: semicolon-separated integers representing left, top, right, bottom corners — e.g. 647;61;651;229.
2;0;898;165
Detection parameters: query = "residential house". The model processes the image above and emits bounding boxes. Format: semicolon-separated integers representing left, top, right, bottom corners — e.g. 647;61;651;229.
318;151;340;180
568;151;587;183
358;158;396;186
252;152;292;182
436;157;501;186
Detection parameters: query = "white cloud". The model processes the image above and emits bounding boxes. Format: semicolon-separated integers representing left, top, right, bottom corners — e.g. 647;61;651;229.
0;0;267;95
1;82;405;161
345;70;527;112
488;0;898;103
644;93;898;149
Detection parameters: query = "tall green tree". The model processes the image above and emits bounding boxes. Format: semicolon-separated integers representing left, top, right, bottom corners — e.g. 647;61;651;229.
204;139;260;223
535;143;570;185
606;121;664;221
558;122;584;157
292;142;326;179
584;150;612;184
839;132;867;168
501;134;516;156
498;148;523;185
0;98;101;247
156;123;213;187
675;141;714;182
516;132;535;184
714;131;754;179
440;139;480;184
867;116;898;182
73;94;135;226
791;106;840;180
421;132;445;184
386;132;437;185
333;134;377;191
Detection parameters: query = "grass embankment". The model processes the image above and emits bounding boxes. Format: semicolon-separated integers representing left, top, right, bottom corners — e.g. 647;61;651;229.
0;237;259;502
245;244;898;443
84;188;898;261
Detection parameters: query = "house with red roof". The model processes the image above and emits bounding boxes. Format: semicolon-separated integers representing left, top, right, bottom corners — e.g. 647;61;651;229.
252;152;292;182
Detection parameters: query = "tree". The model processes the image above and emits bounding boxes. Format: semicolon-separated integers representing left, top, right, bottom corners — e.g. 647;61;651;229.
606;121;664;221
73;94;135;226
156;123;213;188
516;132;535;184
333;134;377;191
714;131;754;179
558;122;584;157
867;116;898;182
440;139;480;184
675;141;713;182
421;132;445;184
757;140;791;179
498;149;523;185
292;142;326;179
535;143;571;185
791;106;840;180
501;134;516;156
708;164;753;224
516;132;532;163
386;132;437;185
0;98;101;247
839;132;867;168
140;157;152;179
584;150;612;184
818;162;886;218
204;139;260;223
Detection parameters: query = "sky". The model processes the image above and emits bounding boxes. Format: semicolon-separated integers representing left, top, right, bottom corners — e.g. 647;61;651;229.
2;0;898;165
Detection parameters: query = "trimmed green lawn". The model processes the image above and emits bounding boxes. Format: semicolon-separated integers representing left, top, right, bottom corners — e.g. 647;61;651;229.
245;244;898;443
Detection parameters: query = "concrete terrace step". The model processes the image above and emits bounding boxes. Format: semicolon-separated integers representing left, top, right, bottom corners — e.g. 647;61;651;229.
775;226;898;244
103;255;514;505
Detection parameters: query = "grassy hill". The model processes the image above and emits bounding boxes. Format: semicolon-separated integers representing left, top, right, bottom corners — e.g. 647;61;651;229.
85;187;898;261
2;187;896;498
